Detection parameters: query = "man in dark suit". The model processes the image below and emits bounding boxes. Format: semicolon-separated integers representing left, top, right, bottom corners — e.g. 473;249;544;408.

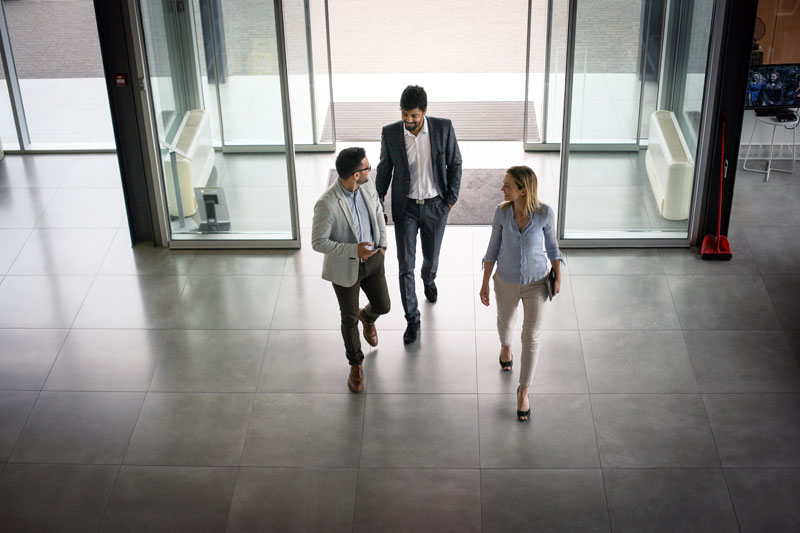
376;86;462;344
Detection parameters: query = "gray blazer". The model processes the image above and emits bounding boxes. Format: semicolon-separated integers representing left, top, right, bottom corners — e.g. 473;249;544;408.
375;116;462;221
311;177;388;287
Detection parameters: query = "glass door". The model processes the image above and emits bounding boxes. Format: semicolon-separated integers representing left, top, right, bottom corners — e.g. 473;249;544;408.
138;0;300;246
557;0;716;243
195;0;334;150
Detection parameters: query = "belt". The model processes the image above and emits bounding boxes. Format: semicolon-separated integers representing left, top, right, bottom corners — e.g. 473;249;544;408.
409;196;439;205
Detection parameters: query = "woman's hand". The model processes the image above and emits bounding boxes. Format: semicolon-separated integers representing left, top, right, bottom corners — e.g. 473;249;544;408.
479;282;490;307
554;278;561;296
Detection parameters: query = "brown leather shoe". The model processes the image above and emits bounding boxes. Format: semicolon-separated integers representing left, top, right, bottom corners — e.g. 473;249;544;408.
347;365;364;393
358;308;378;347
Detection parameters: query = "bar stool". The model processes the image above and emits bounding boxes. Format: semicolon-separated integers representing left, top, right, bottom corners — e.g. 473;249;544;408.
742;109;799;181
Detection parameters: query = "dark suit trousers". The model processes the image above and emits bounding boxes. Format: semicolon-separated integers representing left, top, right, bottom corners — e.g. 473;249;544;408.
332;252;391;366
394;197;449;323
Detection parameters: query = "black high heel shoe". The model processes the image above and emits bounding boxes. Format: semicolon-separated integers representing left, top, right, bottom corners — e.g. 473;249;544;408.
498;355;513;371
516;386;530;422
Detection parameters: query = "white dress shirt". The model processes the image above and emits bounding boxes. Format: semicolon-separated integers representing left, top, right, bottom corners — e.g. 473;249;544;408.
404;116;439;200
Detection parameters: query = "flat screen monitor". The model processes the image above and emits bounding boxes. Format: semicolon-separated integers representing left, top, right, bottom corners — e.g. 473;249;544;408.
745;64;800;113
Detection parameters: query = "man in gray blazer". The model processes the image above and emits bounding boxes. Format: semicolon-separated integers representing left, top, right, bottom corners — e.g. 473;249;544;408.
376;85;462;344
312;147;391;393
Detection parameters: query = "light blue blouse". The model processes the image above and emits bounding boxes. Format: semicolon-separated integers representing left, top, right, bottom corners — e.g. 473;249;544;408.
483;203;562;285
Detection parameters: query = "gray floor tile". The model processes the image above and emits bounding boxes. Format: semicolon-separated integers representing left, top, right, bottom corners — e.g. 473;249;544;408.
37;188;125;228
101;466;237;533
44;329;165;392
283;228;324;276
788;329;800;365
762;275;800;329
430;226;476;276
189;249;288;275
99;231;196;275
604;469;738;532
367;329;477;393
0;275;93;328
272;275;366;330
125;392;252;466
571;275;680;329
684;330;800;393
581;330;697;393
149;330;267;393
0;391;38;461
725;468;800;532
668;275;782;330
0;229;30;275
476;330;588;393
60;154;121;188
241;393;364;467
0;464;117;532
11;391;144;464
592;394;719;468
567;248;664;275
258;330;358;393
476;274;579;331
0;188;57;229
227;467;357;533
0;154;76;188
659;227;758;275
743;227;800;275
481;469;609;533
360;394;479;468
73;275;187;329
479;394;599;468
567;152;639;186
392;275;476;330
354;468;481;533
0;329;68;390
8;228;116;275
703;393;800;467
171;276;281;329
564;187;651;231
731;184;800;227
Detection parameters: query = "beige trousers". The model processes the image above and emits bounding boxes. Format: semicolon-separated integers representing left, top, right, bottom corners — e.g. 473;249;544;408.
493;272;548;387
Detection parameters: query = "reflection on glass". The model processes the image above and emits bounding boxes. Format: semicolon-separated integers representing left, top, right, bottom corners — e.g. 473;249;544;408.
0;51;19;149
526;0;568;145
194;0;332;147
2;0;113;148
560;0;712;240
140;0;296;241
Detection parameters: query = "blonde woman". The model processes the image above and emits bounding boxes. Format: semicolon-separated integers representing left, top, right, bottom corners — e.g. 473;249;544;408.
479;166;562;421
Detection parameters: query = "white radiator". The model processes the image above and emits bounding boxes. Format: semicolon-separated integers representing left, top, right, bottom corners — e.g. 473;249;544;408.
645;110;694;221
164;109;215;217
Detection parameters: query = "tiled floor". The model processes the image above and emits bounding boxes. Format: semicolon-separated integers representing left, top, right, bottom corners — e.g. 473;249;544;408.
0;149;799;531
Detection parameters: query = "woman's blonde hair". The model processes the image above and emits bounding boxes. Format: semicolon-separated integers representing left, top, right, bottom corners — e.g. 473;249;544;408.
500;165;542;215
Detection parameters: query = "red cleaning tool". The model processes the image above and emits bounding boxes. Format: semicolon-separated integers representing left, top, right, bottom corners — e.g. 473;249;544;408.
700;114;732;260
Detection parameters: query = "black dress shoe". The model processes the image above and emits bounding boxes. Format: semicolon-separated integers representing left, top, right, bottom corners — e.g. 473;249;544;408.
403;321;420;344
424;281;438;303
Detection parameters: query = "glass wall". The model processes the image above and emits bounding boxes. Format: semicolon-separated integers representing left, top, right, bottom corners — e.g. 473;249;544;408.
558;0;714;241
1;0;113;149
139;0;299;244
192;0;333;149
0;49;18;150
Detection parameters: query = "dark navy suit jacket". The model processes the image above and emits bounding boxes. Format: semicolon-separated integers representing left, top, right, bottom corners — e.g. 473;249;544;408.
375;116;462;221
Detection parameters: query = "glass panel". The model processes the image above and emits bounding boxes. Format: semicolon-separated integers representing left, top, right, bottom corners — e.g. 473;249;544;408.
0;50;19;150
526;0;569;145
560;0;713;240
2;0;113;149
140;0;296;242
216;0;286;145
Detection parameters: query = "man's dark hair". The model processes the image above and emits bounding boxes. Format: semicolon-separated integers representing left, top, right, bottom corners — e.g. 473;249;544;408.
336;146;366;179
400;85;427;112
